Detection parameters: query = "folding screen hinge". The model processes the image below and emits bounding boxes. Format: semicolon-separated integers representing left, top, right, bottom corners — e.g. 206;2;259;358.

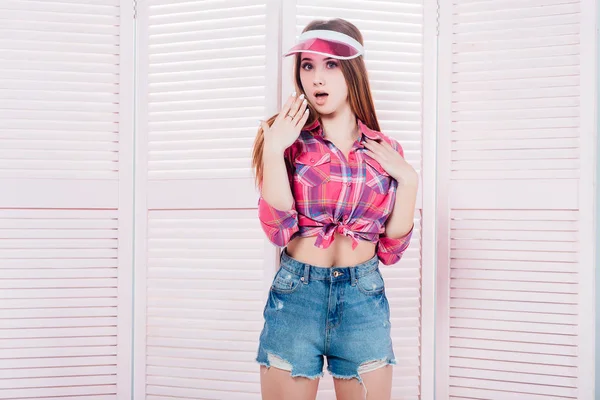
133;0;137;19
435;0;440;37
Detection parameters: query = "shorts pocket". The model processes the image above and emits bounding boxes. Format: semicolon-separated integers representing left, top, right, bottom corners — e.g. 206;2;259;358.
294;151;331;187
271;267;303;294
356;269;385;296
364;155;391;195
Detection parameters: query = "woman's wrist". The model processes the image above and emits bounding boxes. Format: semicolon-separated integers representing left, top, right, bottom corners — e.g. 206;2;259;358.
263;141;286;157
396;170;419;187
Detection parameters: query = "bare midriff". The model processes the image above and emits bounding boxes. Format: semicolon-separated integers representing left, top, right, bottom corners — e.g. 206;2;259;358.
285;233;376;268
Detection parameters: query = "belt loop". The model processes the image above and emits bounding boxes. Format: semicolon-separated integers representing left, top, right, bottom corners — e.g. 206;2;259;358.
350;266;357;287
301;264;310;284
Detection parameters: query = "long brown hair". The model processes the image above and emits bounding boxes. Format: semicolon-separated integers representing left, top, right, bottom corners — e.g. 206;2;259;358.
251;18;381;186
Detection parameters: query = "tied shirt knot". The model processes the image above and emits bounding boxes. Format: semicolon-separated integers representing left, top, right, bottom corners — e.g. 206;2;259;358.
315;219;360;250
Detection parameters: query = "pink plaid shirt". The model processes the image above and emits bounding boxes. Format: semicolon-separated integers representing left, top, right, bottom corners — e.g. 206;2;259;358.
258;118;413;265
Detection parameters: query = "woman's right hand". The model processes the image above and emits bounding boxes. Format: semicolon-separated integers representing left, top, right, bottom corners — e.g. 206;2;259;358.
260;92;310;154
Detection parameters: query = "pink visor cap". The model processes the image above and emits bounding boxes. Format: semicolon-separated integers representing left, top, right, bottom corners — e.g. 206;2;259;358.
283;30;364;60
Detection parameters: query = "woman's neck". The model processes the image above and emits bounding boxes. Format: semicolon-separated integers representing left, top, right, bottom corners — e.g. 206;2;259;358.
320;107;360;144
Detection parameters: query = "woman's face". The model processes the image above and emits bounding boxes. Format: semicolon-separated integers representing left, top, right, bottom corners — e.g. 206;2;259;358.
299;52;349;115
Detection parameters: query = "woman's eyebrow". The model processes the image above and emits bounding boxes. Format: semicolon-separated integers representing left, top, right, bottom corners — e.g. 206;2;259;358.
301;57;335;62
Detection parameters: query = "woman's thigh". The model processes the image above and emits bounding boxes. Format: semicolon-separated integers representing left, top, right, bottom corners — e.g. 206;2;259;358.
333;364;393;400
260;366;320;400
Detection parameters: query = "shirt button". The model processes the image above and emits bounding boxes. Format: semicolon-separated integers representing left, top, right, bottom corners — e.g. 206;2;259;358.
346;182;351;186
310;158;315;163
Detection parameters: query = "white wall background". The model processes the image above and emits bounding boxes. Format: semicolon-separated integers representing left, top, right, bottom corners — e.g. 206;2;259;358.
0;0;596;399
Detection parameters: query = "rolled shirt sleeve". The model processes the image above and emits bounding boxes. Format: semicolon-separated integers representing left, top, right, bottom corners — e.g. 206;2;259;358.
376;223;413;265
258;196;299;247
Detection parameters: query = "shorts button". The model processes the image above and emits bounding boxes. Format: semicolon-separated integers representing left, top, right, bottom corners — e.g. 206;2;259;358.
333;271;342;277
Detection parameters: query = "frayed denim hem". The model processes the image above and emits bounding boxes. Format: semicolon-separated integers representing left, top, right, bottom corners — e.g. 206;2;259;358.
256;353;324;381
328;357;396;399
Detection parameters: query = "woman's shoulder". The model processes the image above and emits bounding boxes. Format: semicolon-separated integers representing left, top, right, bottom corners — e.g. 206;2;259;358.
368;129;405;157
357;120;403;153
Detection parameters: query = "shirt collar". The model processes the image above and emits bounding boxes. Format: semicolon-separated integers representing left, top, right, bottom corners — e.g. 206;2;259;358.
304;118;381;141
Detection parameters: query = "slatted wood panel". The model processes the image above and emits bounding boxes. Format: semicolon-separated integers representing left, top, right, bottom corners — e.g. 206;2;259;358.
136;1;275;398
0;0;133;398
146;0;269;181
450;0;581;183
0;209;119;399
0;0;121;181
145;209;264;400
449;210;579;399
437;0;595;398
381;214;422;399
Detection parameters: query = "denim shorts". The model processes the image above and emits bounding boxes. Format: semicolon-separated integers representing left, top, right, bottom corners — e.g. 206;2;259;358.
256;249;396;383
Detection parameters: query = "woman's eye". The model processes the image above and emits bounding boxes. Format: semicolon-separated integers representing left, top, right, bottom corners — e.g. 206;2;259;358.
301;62;337;70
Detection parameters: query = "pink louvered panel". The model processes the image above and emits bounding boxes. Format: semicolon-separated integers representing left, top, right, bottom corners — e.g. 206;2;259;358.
439;0;593;399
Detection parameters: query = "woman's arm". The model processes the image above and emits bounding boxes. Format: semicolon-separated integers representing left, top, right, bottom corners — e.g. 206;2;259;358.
261;146;295;211
257;145;299;247
384;174;418;239
376;174;418;265
363;136;418;237
256;94;309;246
363;137;418;265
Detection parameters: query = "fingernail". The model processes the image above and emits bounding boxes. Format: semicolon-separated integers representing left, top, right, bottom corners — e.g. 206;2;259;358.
258;120;262;125
299;93;305;99
302;99;307;105
292;91;296;97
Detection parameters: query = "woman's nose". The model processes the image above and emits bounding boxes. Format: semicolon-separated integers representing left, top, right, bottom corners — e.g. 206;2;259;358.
313;71;324;86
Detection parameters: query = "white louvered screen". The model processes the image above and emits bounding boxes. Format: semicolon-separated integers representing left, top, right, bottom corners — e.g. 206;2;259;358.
283;1;429;399
135;1;277;398
146;0;269;182
436;1;596;399
145;210;265;399
0;210;120;399
0;0;121;182
0;1;134;398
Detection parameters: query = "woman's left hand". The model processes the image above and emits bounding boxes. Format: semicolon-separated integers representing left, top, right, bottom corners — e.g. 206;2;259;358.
363;138;418;186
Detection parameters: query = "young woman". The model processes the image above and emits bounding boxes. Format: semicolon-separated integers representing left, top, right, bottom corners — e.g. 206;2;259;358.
251;18;418;400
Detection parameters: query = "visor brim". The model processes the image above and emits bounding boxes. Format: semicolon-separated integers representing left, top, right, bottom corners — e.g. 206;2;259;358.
283;38;362;60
